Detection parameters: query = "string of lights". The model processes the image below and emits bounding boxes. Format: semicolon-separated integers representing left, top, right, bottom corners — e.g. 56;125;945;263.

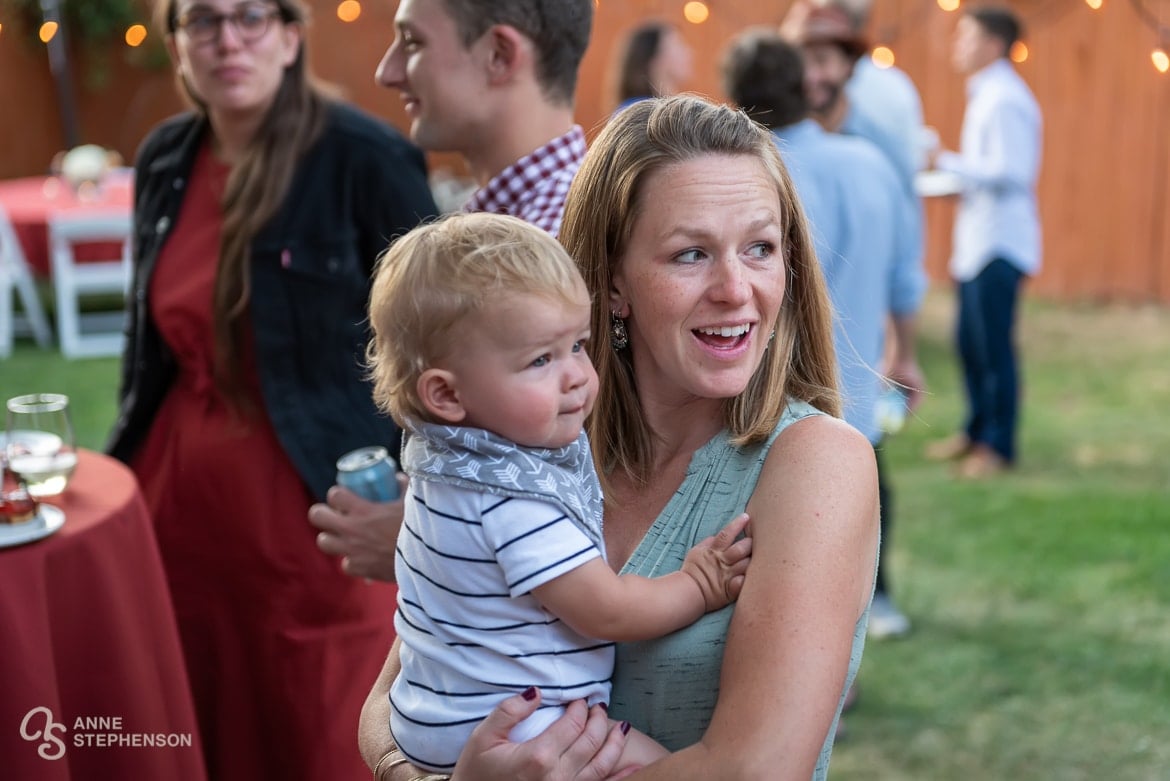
851;0;1169;75
0;1;1166;73
1125;0;1170;72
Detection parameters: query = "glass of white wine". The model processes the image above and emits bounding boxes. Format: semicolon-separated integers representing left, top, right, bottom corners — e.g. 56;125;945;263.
5;394;78;498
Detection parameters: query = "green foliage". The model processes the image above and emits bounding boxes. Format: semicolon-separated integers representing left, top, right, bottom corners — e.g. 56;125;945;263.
1;0;164;88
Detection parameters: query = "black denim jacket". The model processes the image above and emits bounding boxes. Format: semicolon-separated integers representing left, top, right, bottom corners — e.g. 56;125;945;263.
106;102;438;500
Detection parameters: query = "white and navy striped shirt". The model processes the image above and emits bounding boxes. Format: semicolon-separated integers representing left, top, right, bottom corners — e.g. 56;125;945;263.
390;479;613;772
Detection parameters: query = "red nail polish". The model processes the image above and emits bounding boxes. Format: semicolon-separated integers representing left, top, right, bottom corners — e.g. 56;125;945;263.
522;686;538;701
620;721;631;735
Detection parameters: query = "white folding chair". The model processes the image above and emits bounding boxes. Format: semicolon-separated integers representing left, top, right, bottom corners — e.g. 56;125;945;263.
46;211;133;359
0;204;53;358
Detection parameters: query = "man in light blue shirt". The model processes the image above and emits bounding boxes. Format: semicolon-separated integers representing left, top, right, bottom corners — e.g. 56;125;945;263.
927;6;1042;478
723;29;927;641
777;1;931;639
836;0;929;176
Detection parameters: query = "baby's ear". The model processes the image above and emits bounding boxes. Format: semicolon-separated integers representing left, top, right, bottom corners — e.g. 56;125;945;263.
418;369;466;423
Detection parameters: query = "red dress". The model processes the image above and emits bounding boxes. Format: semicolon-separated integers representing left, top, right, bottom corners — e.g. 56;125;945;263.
131;144;397;781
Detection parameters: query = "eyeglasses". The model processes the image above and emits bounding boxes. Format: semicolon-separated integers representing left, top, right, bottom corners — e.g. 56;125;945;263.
176;4;282;45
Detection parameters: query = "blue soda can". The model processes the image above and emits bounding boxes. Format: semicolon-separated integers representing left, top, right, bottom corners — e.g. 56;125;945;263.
336;446;400;502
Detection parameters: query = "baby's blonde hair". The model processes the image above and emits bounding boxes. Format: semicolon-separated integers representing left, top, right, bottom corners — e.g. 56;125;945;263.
368;212;587;426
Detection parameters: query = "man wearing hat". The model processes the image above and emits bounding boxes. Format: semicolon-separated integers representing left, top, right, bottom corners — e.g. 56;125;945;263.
781;0;926;641
781;0;917;189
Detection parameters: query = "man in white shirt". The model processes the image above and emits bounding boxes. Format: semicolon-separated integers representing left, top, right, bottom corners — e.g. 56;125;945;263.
927;6;1043;479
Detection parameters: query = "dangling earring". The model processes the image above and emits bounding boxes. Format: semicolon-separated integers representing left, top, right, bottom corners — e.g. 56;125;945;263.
610;311;629;351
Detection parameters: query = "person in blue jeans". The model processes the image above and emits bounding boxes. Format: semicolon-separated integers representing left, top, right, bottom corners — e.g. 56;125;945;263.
926;5;1043;478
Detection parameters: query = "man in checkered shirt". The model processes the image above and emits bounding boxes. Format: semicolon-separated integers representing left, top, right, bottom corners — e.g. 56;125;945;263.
375;0;592;238
312;0;595;573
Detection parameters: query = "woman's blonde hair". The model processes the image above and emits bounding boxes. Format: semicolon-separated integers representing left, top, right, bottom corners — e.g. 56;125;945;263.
367;212;588;427
559;94;840;488
157;0;333;404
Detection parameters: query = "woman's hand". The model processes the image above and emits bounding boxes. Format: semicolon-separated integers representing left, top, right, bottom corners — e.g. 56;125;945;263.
452;690;633;781
308;476;407;581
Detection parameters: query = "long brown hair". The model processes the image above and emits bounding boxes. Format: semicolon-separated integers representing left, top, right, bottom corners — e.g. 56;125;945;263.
613;21;669;103
157;0;331;403
559;95;840;489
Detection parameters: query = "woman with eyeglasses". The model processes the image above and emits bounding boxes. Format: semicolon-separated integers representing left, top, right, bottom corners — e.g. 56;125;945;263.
106;1;438;778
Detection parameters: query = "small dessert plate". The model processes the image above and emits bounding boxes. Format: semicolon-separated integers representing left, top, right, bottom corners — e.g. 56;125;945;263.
0;505;65;549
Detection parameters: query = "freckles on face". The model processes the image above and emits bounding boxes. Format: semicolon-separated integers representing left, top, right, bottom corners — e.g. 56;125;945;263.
613;154;788;403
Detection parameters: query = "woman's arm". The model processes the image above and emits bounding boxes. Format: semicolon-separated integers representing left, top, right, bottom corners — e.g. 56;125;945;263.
620;414;880;779
449;415;878;780
359;640;631;781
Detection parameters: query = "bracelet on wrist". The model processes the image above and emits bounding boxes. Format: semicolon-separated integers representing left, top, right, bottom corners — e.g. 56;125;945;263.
372;749;410;781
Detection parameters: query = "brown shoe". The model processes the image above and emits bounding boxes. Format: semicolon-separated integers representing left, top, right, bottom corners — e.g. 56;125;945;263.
925;434;972;462
954;445;1009;479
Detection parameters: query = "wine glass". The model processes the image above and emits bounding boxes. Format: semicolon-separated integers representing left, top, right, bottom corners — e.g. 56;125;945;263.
5;394;77;498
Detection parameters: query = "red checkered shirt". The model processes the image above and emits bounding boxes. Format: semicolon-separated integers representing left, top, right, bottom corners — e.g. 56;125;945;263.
463;126;587;237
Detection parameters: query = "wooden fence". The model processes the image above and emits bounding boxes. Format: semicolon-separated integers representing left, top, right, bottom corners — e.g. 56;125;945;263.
1;0;1167;302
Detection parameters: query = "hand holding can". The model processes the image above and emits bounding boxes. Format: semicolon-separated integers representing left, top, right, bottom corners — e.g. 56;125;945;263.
336;446;400;502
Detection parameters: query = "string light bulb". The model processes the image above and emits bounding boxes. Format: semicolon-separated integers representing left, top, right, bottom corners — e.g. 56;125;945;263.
125;24;147;47
39;20;58;43
1153;48;1169;73
1010;41;1029;63
683;1;709;24
1084;0;1103;9
937;0;960;11
872;46;896;69
337;1;361;22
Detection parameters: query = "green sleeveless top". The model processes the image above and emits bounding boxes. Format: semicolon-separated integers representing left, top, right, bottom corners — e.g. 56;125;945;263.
610;399;869;780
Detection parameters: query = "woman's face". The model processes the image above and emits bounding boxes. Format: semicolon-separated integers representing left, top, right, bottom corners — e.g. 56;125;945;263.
650;27;693;95
611;153;787;409
168;1;301;120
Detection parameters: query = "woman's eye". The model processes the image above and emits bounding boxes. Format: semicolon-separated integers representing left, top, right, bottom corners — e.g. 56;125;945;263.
746;242;774;259
673;248;704;264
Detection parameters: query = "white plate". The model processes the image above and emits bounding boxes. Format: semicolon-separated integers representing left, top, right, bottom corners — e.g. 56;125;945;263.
0;504;65;549
914;169;964;198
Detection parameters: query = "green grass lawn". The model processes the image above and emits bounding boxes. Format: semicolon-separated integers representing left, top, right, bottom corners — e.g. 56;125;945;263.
830;294;1170;780
2;291;1168;778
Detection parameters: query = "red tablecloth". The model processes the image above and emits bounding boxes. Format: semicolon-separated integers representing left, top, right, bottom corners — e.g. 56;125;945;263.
0;450;207;781
0;174;133;278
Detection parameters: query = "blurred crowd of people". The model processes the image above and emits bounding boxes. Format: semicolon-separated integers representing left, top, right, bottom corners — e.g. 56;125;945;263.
104;1;1041;779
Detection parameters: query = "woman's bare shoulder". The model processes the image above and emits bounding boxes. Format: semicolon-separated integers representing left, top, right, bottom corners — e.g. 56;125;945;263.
751;413;878;529
773;412;874;465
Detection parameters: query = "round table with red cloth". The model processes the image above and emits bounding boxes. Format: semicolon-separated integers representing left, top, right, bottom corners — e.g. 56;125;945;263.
0;174;133;277
0;449;207;781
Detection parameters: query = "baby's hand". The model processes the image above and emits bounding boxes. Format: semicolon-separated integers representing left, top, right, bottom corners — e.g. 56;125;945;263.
681;512;752;612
